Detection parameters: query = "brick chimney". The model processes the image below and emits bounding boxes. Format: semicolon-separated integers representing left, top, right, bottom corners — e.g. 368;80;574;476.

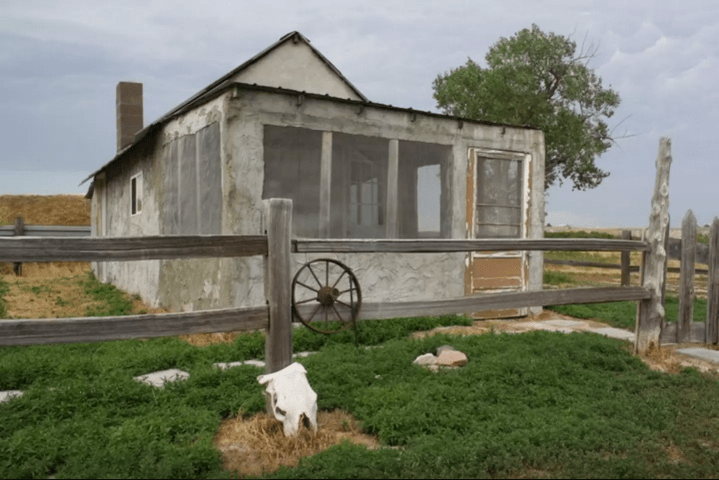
116;81;143;152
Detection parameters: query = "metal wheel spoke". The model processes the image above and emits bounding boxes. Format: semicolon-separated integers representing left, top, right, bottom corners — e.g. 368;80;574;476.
292;258;361;335
337;286;355;296
308;304;322;322
295;297;318;305
296;280;319;293
307;264;323;288
336;299;353;310
331;304;344;322
331;270;347;289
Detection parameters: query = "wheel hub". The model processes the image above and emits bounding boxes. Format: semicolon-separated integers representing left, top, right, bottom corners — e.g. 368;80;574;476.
316;286;339;307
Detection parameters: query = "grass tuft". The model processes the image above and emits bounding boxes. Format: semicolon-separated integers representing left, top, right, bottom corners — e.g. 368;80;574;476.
80;270;135;316
0;275;9;317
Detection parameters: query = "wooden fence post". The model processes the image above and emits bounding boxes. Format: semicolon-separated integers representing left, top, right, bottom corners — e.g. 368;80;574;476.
621;230;631;286
263;198;293;375
706;217;719;344
636;138;672;354
678;210;697;343
13;216;24;276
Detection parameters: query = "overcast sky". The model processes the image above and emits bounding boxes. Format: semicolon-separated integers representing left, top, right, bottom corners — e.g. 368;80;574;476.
0;0;715;228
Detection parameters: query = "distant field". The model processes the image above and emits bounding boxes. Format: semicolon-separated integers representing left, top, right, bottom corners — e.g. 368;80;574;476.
0;195;91;277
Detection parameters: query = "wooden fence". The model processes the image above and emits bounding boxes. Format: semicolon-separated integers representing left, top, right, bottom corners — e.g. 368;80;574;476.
1;217;91;276
658;211;719;344
0;137;703;360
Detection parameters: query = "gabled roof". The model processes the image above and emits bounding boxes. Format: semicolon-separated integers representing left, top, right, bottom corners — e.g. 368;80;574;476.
81;31;366;186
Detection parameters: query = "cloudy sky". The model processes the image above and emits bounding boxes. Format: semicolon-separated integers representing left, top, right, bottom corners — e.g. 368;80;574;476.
0;0;715;228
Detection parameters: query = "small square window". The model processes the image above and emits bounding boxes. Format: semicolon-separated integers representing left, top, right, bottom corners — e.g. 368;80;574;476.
131;173;142;215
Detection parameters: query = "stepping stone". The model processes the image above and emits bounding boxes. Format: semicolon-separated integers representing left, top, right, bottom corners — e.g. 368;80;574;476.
134;369;189;388
213;361;245;370
587;327;635;342
541;319;588;329
676;348;719;364
0;390;23;404
293;351;317;358
243;360;265;368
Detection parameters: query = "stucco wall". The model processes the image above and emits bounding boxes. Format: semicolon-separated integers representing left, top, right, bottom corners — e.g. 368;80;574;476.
232;41;361;101
98;134;163;305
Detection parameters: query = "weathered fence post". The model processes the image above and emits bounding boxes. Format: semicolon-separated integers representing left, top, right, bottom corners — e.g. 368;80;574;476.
263;198;293;376
621;230;632;286
678;210;697;343
636;138;672;354
13;216;24;276
706;217;719;344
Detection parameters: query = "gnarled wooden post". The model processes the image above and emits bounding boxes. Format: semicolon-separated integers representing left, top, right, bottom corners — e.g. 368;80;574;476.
636;138;672;354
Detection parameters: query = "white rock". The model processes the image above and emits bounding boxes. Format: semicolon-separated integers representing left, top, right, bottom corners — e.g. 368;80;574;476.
293;351;317;358
257;362;318;437
134;369;189;388
213;361;245;370
243;360;266;368
413;353;438;366
0;390;23;403
436;350;468;367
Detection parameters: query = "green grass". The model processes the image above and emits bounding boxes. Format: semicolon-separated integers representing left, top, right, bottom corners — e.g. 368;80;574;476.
4;316;719;478
81;270;135;316
548;296;709;330
543;269;577;286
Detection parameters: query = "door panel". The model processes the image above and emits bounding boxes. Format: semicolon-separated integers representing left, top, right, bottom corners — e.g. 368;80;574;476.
465;149;529;319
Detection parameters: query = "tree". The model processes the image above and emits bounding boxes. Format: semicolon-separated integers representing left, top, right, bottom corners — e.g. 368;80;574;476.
433;24;621;191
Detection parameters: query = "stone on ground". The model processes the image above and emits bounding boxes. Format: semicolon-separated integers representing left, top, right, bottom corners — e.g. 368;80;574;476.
214;361;245;370
243;360;266;368
587;327;635;342
0;390;23;403
413;353;437;366
676;348;719;364
436;350;468;367
134;369;189;388
436;345;456;355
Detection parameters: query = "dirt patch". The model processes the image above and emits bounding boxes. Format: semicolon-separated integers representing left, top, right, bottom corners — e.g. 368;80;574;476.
215;410;379;478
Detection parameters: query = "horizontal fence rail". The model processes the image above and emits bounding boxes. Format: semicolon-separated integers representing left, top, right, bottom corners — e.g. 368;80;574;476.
0;306;269;347
297;286;651;322
0;235;268;262
294;238;649;254
0;225;91;237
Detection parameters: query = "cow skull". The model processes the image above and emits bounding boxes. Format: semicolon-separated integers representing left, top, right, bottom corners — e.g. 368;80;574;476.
257;362;318;436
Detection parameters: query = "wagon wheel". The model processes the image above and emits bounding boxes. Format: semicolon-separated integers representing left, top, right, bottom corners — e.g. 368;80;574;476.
291;259;362;334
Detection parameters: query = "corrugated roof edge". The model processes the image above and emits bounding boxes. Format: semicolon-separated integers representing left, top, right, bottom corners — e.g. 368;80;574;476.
80;81;539;186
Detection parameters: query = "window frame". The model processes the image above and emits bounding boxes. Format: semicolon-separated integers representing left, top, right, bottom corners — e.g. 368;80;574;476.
130;172;143;216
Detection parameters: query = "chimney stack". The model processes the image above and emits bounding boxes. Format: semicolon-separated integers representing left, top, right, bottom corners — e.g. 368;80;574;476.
116;81;143;152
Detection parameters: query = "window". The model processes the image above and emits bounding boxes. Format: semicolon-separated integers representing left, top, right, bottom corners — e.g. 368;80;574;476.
475;156;523;238
130;173;142;215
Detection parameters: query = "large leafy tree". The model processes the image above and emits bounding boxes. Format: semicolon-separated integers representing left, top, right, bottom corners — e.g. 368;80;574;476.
433;24;621;190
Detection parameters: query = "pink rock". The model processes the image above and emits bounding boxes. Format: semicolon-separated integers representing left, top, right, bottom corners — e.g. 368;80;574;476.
436;350;468;367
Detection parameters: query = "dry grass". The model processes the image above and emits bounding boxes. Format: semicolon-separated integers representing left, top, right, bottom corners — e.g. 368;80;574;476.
215;410;380;478
0;194;91;277
0;194;90;226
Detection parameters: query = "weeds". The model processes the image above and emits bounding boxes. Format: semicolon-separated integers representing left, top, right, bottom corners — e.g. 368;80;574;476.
543;270;576;286
81;270;134;316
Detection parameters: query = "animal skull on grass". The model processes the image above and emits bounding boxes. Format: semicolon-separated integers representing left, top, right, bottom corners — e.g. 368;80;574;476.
257;362;318;437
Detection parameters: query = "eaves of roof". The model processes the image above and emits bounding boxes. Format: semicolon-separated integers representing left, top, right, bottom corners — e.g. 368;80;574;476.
81;81;539;186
